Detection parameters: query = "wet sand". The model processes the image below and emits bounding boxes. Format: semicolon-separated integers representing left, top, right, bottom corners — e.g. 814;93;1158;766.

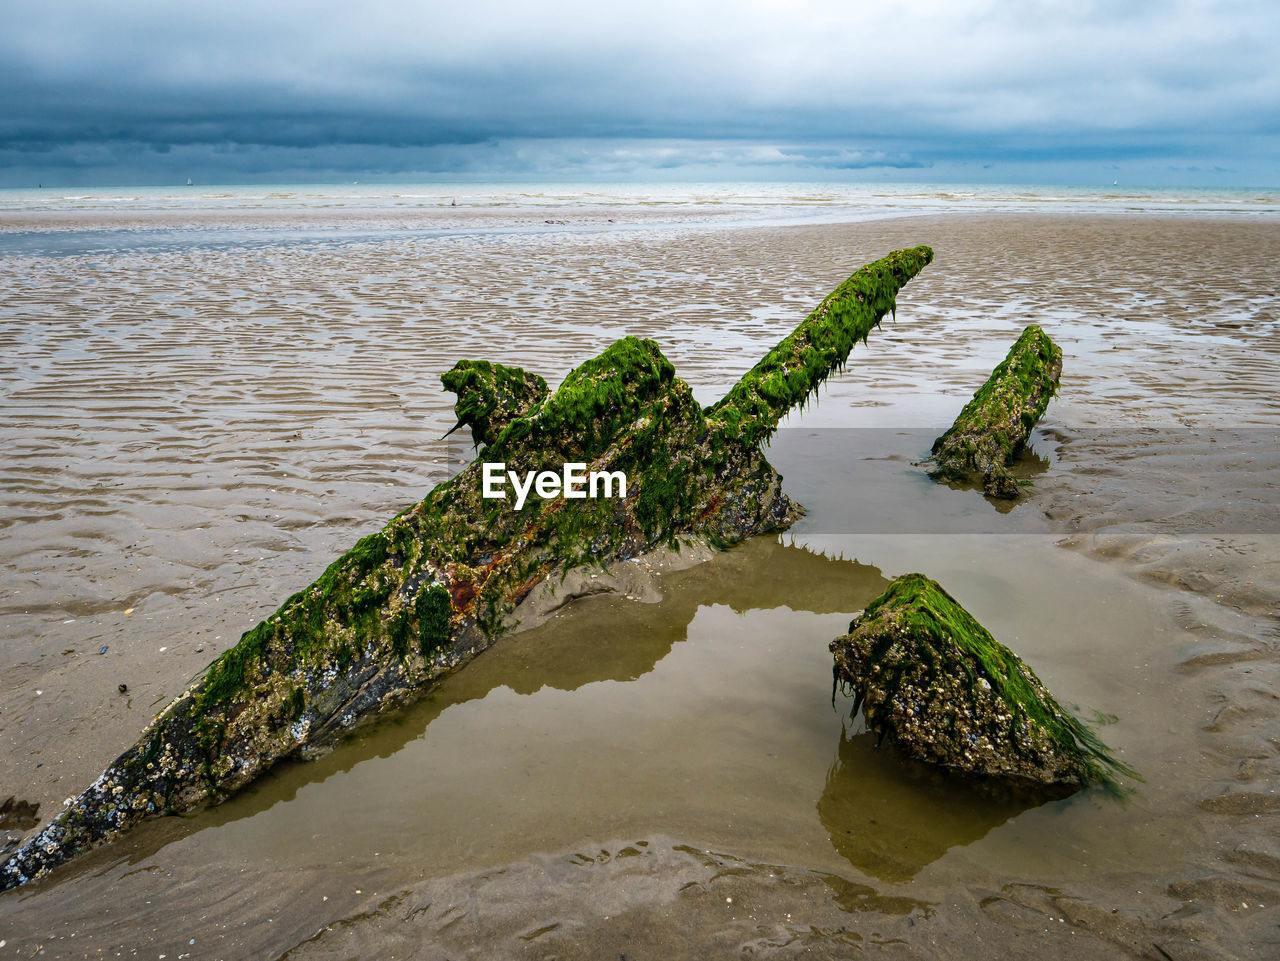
1;210;1278;958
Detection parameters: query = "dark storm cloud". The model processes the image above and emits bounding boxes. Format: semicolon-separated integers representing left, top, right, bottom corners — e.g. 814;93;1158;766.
2;0;1277;184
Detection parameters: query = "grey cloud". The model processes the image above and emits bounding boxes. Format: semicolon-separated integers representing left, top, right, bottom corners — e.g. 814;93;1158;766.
1;0;1277;184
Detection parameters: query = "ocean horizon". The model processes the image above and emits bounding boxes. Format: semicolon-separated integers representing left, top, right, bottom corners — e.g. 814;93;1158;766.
4;180;1276;260
4;180;1279;215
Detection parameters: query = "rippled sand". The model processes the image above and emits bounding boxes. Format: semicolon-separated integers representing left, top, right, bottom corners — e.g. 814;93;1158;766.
1;210;1278;958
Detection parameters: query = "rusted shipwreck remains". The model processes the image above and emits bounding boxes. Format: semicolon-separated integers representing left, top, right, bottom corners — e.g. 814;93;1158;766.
3;247;937;888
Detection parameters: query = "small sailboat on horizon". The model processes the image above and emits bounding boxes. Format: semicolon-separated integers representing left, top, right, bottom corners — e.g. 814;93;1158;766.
186;177;193;186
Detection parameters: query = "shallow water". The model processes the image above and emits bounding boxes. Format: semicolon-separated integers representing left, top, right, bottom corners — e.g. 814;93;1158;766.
1;208;1278;958
0;515;1197;959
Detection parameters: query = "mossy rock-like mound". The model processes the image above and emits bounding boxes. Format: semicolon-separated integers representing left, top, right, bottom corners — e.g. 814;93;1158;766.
831;573;1134;788
929;324;1062;498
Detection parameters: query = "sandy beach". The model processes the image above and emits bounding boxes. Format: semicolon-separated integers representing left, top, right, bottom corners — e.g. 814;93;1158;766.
1;203;1278;958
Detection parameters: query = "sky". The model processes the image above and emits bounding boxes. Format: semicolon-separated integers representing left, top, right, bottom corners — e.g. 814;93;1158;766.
2;0;1277;187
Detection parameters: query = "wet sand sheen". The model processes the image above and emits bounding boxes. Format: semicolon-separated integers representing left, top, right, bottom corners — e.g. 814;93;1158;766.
1;211;1278;958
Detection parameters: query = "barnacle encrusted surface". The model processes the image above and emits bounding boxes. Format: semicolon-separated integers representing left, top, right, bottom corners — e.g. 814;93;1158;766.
831;573;1133;788
2;246;933;890
928;324;1062;498
441;359;549;446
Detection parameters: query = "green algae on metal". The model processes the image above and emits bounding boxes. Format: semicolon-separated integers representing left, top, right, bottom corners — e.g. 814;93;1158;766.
928;324;1062;498
710;246;933;448
831;573;1136;789
1;245;934;890
441;359;549;446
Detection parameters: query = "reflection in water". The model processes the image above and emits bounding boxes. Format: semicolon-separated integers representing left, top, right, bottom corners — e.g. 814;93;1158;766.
445;535;890;699
817;727;1064;883
765;428;1057;533
931;441;1053;515
217;535;889;809
35;537;889;886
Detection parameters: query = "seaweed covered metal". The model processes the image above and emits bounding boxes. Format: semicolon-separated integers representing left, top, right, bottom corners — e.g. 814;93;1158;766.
709;248;931;448
1;246;934;889
831;573;1135;788
440;359;549;446
928;324;1062;498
